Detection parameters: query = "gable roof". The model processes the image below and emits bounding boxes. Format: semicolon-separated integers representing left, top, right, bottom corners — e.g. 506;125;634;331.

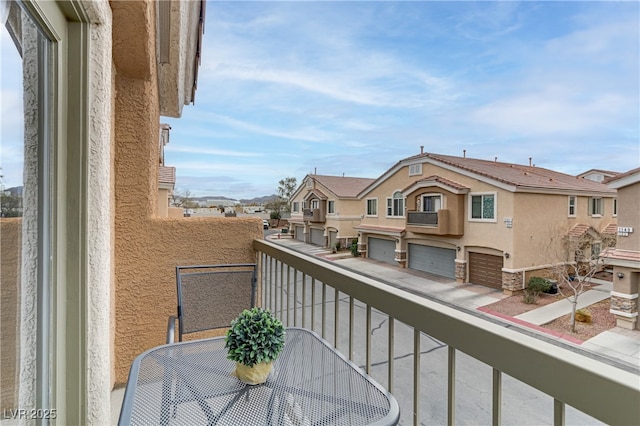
299;174;376;199
604;167;640;188
360;152;616;197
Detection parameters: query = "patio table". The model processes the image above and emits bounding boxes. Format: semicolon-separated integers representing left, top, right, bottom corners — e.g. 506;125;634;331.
118;327;399;425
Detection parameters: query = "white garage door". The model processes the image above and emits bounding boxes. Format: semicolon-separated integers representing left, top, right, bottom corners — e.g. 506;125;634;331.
408;244;456;279
328;231;337;248
368;238;396;264
310;228;325;246
295;226;305;242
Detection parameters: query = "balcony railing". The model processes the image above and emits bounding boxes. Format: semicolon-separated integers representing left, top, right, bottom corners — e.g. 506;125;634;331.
303;208;325;223
254;238;639;426
407;211;438;226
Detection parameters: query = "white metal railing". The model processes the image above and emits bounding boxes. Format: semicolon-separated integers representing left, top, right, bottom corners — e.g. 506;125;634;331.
254;239;639;426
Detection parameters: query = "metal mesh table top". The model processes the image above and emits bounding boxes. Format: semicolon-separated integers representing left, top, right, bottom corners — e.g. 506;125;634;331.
119;328;399;425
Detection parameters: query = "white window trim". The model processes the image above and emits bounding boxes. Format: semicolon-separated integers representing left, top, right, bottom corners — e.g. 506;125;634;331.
613;198;617;217
292;201;299;213
366;197;378;217
468;192;497;223
568;195;576;217
327;199;335;215
589;197;603;217
386;191;405;218
409;163;422;176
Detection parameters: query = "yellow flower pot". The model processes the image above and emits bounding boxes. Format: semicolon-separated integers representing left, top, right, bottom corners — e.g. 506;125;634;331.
232;361;273;385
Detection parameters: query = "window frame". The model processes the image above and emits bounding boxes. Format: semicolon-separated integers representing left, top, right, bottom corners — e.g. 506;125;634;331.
366;198;378;217
589;197;603;217
386;191;405;217
292;201;299;213
613;198;617;217
409;163;422;176
327;200;335;214
468;192;497;222
421;193;443;213
568;195;576;217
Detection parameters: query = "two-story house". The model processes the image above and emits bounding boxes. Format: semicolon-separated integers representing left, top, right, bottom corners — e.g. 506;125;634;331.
355;150;617;293
602;168;640;330
289;174;375;249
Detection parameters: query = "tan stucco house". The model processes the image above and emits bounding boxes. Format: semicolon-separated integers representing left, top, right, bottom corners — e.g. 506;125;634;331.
602;168;640;330
354;150;617;292
289;174;375;249
0;1;262;423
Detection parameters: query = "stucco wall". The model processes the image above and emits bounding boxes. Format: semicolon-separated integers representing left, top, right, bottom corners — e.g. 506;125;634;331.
112;0;262;384
616;183;640;251
0;219;21;410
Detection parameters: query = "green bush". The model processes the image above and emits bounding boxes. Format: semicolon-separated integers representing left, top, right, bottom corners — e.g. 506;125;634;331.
350;238;360;257
225;308;285;367
522;277;552;304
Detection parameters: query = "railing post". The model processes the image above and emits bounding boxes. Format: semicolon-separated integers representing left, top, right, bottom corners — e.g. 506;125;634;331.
413;329;420;426
492;368;501;426
448;346;456;426
388;317;395;394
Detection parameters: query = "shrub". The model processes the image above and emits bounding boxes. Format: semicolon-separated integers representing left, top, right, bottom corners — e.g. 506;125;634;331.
224;307;285;367
350;238;360;257
575;308;592;323
522;277;552;304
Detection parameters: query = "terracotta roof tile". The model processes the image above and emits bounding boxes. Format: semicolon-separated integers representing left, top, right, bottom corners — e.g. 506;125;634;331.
354;224;405;234
601;223;618;235
311;175;376;198
418;153;616;194
404;175;469;192
600;248;640;263
159;166;176;185
568;224;593;239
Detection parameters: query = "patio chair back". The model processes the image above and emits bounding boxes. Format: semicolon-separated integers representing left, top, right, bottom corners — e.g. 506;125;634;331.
173;263;257;342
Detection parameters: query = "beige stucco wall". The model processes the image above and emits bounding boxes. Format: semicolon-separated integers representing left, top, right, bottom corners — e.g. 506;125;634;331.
615;183;640;251
0;219;21;410
112;0;262;384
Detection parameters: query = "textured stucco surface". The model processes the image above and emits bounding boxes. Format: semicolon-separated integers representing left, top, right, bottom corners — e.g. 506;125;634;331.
0;219;21;410
112;0;262;384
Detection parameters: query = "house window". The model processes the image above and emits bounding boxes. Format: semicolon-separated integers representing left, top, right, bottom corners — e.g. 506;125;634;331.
328;200;335;214
470;193;496;221
589;197;603;216
568;196;576;217
613;198;617;216
591;242;602;259
387;191;405;217
292;202;299;213
302;201;306;210
366;198;377;216
310;199;319;209
422;194;442;212
409;164;422;176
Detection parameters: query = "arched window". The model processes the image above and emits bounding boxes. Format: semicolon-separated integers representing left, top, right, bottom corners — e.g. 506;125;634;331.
386;191;405;217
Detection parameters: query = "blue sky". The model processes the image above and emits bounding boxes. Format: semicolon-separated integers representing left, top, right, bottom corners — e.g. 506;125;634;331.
2;1;639;201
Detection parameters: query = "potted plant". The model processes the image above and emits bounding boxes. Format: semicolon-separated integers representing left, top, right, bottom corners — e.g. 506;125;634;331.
224;307;286;385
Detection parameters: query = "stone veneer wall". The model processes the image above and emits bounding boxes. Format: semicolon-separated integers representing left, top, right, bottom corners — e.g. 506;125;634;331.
610;293;639;330
502;271;524;295
455;260;466;284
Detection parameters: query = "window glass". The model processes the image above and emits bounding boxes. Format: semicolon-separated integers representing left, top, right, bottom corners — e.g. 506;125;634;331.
1;1;52;414
388;191;404;216
471;194;495;220
422;195;441;212
568;196;576;216
328;200;335;214
292;202;299;213
366;198;377;216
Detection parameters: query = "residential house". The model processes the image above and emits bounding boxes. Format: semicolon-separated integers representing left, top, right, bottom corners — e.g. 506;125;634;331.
355;150;617;292
157;123;183;218
289;174;375;249
0;1;262;423
602;168;640;330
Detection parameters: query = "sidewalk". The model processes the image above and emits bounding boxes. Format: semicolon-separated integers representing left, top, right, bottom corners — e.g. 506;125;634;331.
268;236;640;370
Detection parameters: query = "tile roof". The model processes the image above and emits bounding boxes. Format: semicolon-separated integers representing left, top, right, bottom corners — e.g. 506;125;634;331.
567;224;595;239
311;175;376;198
404;153;616;194
158;166;176;185
403;175;469;192
601;223;618;235
603;167;640;185
353;224;405;234
600;248;640;263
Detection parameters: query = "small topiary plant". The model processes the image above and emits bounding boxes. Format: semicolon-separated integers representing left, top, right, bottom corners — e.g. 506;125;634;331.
522;277;552;304
225;307;285;368
575;308;592;324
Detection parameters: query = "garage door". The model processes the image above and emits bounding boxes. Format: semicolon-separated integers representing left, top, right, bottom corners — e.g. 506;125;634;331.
368;238;396;264
310;228;325;246
294;226;305;242
469;252;503;289
408;244;456;279
328;231;337;248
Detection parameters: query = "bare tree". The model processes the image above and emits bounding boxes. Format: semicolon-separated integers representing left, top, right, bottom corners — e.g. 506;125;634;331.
549;229;612;332
171;189;197;209
277;177;297;213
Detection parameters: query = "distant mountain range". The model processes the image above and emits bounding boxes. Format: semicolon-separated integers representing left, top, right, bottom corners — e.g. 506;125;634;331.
191;194;278;205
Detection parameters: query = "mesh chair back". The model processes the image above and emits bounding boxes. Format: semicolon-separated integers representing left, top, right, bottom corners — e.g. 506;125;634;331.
176;264;257;340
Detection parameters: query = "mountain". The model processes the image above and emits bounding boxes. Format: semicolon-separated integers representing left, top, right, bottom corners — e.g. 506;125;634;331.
190;194;278;205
